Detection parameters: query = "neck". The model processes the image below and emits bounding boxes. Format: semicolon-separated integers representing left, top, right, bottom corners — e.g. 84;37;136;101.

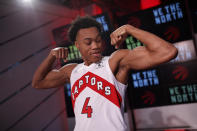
84;61;93;66
83;57;103;66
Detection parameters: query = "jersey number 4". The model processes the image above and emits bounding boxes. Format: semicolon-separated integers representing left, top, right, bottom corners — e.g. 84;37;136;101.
81;97;93;118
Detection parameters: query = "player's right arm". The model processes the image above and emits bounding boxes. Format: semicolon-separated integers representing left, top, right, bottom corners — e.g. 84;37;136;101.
32;47;77;89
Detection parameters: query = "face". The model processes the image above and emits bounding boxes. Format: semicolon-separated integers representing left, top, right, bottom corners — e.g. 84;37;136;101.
75;27;104;65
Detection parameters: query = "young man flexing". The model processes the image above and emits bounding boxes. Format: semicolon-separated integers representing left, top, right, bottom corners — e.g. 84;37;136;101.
32;16;177;131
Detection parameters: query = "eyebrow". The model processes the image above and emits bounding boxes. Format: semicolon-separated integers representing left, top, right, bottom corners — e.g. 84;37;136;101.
83;34;101;41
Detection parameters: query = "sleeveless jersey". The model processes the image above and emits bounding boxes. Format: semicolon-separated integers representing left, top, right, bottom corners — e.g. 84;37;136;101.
70;56;128;131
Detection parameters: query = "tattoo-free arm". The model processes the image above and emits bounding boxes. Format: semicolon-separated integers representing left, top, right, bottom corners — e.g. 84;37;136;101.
110;25;178;70
109;25;178;84
32;48;77;89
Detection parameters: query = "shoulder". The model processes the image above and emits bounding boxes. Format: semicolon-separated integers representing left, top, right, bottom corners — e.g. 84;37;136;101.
109;49;130;64
108;49;128;74
60;63;78;71
59;63;78;79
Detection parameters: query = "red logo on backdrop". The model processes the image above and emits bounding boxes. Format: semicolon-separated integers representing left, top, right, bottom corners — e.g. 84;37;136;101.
141;91;155;105
172;65;189;81
164;26;180;41
60;28;68;41
52;25;70;45
128;16;141;28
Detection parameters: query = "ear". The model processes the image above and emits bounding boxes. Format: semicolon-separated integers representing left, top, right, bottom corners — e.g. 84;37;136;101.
75;41;79;49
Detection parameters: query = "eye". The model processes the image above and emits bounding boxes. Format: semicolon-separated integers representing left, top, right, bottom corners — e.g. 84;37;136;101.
84;40;91;45
86;42;91;45
96;37;102;43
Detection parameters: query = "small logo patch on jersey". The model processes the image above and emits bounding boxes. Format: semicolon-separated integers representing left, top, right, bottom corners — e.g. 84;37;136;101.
95;60;104;69
71;72;122;109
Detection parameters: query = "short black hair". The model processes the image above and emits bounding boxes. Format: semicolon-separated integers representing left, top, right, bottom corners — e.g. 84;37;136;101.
68;15;103;43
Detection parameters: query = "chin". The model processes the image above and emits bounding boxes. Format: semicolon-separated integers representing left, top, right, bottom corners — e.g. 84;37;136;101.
92;56;102;63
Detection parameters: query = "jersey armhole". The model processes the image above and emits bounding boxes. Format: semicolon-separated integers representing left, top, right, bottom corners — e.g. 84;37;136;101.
70;63;81;86
105;57;128;87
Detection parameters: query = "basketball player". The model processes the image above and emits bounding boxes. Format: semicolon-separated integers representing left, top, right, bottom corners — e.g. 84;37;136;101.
32;16;177;131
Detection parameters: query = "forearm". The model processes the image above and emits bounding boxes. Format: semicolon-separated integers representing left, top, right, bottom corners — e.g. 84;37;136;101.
126;25;175;51
32;52;56;88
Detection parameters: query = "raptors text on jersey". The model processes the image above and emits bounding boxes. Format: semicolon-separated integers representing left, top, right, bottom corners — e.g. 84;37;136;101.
71;71;122;109
70;57;128;131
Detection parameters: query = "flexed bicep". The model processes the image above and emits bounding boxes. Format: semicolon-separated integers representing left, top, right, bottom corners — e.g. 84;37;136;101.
33;64;77;89
120;46;168;70
43;69;67;88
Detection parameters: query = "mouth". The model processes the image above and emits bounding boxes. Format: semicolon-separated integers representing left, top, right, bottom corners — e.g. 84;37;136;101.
91;52;101;57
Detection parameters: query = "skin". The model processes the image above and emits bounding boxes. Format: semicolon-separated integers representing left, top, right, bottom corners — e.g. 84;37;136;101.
75;27;104;65
32;24;178;89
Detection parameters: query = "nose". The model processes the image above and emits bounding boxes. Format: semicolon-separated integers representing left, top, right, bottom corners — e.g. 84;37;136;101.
91;41;99;50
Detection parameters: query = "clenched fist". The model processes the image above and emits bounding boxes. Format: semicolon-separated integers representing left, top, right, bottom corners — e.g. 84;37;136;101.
50;47;68;62
110;25;133;49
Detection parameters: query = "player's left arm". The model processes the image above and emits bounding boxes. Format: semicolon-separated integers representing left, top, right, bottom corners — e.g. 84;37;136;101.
109;24;178;84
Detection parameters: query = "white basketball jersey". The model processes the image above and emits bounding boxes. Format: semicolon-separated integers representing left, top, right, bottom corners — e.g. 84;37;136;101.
70;56;128;131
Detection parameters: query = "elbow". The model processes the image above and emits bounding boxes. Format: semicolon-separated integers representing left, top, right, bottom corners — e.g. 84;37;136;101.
159;45;178;63
32;81;41;89
32;82;38;89
170;46;178;60
164;46;178;62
